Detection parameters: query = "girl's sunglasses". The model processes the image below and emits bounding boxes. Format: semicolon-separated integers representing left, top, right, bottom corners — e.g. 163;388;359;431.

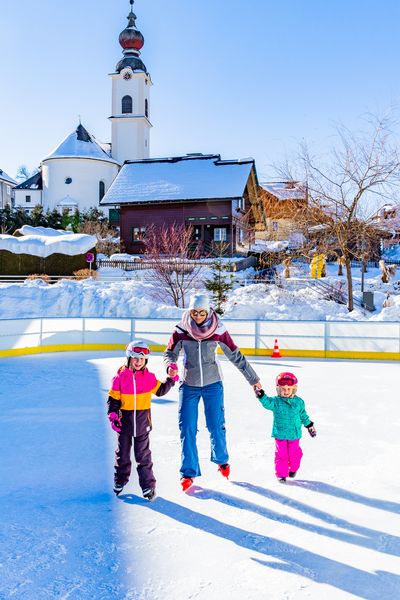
191;310;208;317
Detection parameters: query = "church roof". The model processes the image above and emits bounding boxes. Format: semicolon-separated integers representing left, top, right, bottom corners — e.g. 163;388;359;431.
14;171;43;190
43;124;119;165
0;169;17;185
100;154;256;206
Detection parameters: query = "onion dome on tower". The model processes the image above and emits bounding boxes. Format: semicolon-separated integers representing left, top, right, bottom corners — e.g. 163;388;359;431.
116;0;148;74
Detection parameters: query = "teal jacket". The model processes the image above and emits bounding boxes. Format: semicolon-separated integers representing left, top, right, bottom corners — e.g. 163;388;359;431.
258;393;312;440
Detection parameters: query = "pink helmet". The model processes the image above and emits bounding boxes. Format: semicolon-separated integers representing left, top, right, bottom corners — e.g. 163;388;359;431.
276;372;298;387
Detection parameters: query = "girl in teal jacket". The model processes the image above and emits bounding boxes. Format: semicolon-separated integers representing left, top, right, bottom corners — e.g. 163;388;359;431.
256;372;316;482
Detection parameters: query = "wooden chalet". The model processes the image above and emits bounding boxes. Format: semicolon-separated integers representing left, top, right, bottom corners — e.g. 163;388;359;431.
258;181;307;241
100;154;259;255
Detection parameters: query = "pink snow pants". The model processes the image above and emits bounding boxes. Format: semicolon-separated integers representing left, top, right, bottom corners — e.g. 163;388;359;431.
274;439;303;478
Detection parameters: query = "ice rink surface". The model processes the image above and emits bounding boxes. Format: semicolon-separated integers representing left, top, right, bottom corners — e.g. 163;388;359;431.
0;351;399;600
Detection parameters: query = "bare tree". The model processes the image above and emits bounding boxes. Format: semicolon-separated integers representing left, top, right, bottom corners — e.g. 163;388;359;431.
277;115;400;310
144;223;205;308
79;221;120;256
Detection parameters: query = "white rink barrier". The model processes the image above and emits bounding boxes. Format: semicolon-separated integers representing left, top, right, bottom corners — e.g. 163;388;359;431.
0;318;399;360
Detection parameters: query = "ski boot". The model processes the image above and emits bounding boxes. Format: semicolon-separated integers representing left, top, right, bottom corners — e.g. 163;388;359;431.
218;464;230;479
180;477;194;492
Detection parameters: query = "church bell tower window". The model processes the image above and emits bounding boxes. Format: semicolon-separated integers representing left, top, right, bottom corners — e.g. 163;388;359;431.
145;98;149;118
122;95;133;114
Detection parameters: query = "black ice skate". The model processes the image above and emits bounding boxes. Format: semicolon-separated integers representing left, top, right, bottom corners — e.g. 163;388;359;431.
113;483;124;496
278;477;287;483
288;471;297;478
143;488;156;501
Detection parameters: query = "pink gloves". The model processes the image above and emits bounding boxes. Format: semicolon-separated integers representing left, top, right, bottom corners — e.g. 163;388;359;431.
168;363;179;382
108;412;122;433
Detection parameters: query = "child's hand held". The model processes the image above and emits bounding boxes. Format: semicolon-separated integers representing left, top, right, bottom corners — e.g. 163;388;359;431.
255;388;265;399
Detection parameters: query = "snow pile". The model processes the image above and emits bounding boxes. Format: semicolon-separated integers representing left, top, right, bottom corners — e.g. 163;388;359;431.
15;225;70;237
0;260;398;320
0;228;97;258
249;240;289;252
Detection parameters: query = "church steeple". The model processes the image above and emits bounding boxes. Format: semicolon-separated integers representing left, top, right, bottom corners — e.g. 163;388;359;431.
116;0;147;74
109;0;152;164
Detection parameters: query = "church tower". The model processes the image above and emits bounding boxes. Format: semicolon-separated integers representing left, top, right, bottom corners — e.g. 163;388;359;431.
110;0;152;164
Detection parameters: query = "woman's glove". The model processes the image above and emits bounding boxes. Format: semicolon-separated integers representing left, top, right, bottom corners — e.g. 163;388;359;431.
307;423;317;437
167;363;179;382
108;412;122;433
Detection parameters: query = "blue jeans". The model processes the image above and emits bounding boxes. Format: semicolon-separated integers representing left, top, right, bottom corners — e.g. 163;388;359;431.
179;381;229;478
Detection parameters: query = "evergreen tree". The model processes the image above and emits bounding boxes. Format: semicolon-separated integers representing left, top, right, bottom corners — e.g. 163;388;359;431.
0;205;15;233
31;205;47;227
46;208;63;229
204;255;235;315
13;207;32;231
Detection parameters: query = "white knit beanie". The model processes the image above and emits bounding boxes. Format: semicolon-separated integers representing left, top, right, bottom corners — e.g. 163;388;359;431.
188;293;210;312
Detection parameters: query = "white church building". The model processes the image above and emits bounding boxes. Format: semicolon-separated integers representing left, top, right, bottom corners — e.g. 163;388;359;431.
14;0;152;217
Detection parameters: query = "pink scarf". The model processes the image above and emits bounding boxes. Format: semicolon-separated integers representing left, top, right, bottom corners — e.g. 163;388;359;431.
180;309;219;341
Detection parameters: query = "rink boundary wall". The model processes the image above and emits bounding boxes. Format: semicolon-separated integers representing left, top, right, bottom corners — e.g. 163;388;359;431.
0;318;399;361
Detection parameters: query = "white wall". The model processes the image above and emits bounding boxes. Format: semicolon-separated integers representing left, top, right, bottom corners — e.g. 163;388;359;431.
41;158;119;213
14;189;42;213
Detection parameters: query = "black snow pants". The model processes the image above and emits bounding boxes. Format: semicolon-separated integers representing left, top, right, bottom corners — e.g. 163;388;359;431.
114;410;156;491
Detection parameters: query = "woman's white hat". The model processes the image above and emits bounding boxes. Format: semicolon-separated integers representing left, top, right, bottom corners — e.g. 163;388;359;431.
188;293;210;312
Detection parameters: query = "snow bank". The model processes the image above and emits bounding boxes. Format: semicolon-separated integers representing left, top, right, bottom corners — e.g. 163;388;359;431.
0;233;97;258
15;225;70;237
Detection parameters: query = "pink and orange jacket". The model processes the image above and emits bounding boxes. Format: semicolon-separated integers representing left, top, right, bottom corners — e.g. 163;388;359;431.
107;365;175;436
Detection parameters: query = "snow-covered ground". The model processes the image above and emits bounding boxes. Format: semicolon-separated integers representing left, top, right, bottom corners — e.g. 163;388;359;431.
1;351;399;600
0;262;399;321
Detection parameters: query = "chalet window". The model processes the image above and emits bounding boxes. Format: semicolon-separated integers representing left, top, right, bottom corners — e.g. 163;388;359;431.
132;226;146;241
122;95;133;114
145;98;149;118
6;185;11;195
99;181;105;201
25;195;31;203
65;177;72;184
214;227;227;242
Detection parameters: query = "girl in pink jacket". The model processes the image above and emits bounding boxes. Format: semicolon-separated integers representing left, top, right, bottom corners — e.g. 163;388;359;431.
107;340;176;500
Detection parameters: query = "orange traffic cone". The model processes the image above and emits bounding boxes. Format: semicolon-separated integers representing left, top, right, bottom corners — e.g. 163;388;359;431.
271;339;282;358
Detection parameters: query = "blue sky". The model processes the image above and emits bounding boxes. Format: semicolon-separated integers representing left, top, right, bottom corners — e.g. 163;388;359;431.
1;0;399;181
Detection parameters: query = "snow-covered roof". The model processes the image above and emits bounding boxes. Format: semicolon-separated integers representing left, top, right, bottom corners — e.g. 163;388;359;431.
0;169;17;185
14;171;42;190
100;154;255;206
43;124;119;165
0;229;97;258
260;181;306;201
